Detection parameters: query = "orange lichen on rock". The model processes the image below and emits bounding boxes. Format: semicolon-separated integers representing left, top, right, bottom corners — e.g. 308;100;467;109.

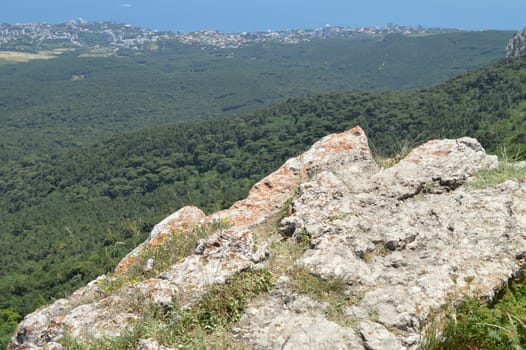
115;128;373;275
320;126;363;153
207;164;298;227
205;127;370;228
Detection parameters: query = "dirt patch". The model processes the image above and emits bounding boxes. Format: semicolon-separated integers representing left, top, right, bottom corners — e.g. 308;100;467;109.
0;50;67;63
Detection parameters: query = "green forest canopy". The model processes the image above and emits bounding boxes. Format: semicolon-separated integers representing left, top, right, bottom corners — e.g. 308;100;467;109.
0;30;512;161
1;55;526;346
0;31;524;346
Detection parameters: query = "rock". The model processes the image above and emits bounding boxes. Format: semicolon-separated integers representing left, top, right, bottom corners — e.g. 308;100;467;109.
144;258;154;271
270;133;522;345
358;320;402;350
239;292;363;350
136;339;174;350
43;343;63;350
372;137;498;199
150;206;206;240
115;206;206;274
506;27;526;57
9;127;526;350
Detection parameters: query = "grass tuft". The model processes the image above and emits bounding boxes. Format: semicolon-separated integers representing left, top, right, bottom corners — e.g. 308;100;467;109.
287;267;357;326
372;139;413;168
469;161;526;189
61;269;273;349
99;219;231;295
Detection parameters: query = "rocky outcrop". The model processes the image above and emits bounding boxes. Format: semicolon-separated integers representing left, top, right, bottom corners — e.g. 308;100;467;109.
506;27;526;57
9;127;526;350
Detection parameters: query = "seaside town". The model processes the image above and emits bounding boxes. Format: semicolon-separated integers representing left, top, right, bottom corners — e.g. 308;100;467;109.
0;19;460;51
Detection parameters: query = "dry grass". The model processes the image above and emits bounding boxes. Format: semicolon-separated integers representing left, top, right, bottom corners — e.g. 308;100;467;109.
62;269;272;350
0;50;67;62
468;160;526;189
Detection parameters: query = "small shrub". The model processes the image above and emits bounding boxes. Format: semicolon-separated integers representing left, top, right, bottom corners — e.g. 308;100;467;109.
288;268;347;301
294;228;312;246
281;194;295;218
420;273;526;350
193;269;272;328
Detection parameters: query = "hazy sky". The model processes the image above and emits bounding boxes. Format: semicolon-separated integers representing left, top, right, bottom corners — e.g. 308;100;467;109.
1;0;525;33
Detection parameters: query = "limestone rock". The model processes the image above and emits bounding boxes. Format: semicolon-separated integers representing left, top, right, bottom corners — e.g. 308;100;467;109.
136;339;174;350
115;206;206;274
506;27;526;58
270;134;523;348
239;276;364;350
373;137;498;199
10;127;370;349
359;320;402;350
9;126;526;350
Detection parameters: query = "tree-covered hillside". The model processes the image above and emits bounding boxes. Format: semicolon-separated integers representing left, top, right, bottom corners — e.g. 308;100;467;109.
0;30;512;160
1;55;526;346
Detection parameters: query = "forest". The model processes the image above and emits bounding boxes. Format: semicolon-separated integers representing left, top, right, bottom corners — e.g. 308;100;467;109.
0;31;524;346
0;30;511;160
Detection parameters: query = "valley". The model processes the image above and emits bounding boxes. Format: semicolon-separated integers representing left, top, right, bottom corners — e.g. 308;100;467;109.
1;24;525;348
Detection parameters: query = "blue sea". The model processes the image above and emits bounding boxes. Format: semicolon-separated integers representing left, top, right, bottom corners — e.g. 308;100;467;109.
1;0;523;33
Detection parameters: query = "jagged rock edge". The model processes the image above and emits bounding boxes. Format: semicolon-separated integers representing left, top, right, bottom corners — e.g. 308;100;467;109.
9;127;526;350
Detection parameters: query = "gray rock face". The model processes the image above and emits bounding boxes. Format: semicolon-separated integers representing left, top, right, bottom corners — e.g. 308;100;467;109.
506;27;526;57
271;134;526;349
9;127;526;350
359;320;402;350
239;276;364;349
136;339;174;350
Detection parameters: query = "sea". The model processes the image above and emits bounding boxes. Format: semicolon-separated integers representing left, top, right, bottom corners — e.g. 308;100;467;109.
1;0;523;34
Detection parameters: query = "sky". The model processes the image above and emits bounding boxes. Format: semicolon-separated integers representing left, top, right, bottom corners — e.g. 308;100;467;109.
1;0;525;33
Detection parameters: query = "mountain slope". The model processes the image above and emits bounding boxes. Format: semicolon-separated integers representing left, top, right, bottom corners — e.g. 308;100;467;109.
1;55;526;347
9;127;526;349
